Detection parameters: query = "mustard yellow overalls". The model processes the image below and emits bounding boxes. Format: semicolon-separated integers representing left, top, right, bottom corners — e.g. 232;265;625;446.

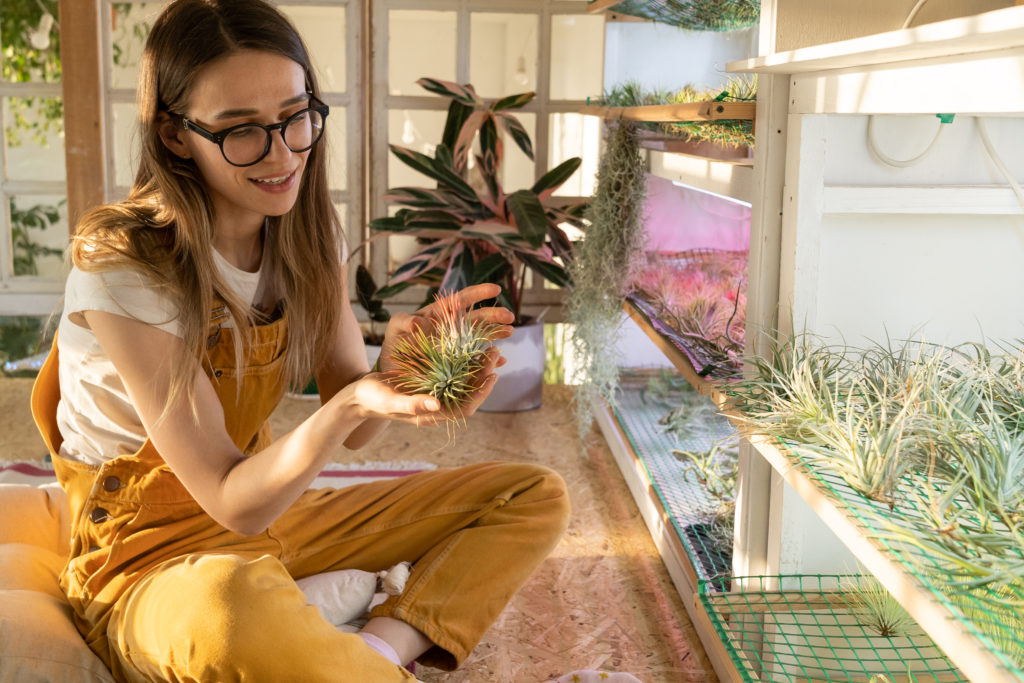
31;305;570;682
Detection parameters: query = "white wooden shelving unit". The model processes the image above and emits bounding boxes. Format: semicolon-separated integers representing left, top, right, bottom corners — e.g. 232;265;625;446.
589;1;1024;681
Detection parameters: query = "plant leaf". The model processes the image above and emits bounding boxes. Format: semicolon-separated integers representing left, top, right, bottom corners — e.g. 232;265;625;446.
473;252;511;284
478;116;502;176
441;242;475;293
531;157;582;197
453;111;488;173
495;112;534;161
386;241;454;287
382;187;454;209
416;78;483;106
442;99;475;152
520;253;570;288
505;189;548;248
492;91;535;112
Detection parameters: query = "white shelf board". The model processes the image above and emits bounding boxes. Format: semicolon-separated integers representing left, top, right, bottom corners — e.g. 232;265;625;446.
739;430;1020;683
728;6;1024;75
592;397;743;683
823;185;1024;215
648;150;755;206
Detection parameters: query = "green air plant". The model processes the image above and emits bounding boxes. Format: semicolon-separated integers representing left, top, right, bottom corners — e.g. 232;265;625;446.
841;575;916;639
599;76;757;149
588;0;760;32
388;291;501;414
568;120;647;442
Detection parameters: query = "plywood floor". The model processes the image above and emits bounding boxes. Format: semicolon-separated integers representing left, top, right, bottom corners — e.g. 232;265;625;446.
1;378;717;683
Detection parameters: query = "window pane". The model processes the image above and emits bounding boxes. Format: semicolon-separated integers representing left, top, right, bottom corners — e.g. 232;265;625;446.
9;194;67;279
388;11;456;96
112;102;139;189
499;112;535;192
110;3;163;90
3;96;65;182
549;15;604;101
469;13;538;98
387;109;446;188
279;5;346;92
549;113;599;197
326;105;346;192
1;4;61;83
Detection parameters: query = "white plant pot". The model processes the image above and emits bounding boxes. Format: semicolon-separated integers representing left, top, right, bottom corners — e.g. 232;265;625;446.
478;320;544;412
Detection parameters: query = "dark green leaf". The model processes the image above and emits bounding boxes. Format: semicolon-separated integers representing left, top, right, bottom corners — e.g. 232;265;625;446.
520;253;570;288
496;112;534;161
505;190;548;248
492;91;535;112
440;243;474;293
442;99;476;151
473;252;511;284
416;78;483;106
530;157;582;195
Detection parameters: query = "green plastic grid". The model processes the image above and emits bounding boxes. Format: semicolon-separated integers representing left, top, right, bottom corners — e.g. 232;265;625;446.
769;439;1024;677
588;0;760;32
611;369;736;585
700;574;968;683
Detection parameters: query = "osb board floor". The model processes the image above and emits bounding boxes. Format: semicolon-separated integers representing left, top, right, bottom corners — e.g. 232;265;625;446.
1;378;717;682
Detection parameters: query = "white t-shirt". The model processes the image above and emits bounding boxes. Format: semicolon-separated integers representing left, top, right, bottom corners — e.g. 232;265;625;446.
56;252;265;465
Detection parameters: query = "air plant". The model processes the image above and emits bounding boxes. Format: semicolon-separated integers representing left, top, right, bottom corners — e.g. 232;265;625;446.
388;291;501;414
841;575;916;639
587;0;759;32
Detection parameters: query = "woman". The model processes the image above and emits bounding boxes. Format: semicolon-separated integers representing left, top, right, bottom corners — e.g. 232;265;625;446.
31;1;570;680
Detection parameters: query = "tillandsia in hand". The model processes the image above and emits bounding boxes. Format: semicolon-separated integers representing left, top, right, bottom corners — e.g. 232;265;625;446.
388;291;502;416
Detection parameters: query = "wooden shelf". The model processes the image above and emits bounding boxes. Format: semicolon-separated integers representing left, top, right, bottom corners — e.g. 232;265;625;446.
735;431;1021;683
648;150;755;205
622;299;730;408
586;0;625;13
728;6;1024;75
580;101;756;123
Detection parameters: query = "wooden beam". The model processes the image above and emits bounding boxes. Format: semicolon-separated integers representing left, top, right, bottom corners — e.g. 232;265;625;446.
586;0;625;13
58;0;105;231
581;101;756;123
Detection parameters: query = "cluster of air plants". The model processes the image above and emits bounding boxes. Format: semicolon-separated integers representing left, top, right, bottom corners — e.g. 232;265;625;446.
387;292;502;415
597;76;757;149
569;120;647;440
587;0;760;32
730;333;1024;664
630;250;747;373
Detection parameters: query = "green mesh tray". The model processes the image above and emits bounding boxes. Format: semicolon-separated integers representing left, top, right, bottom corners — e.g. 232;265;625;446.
591;0;759;32
611;369;736;585
700;575;968;682
770;441;1024;676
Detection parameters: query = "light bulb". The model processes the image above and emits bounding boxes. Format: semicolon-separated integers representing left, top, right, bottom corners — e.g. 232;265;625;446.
28;13;54;50
513;55;530;86
401;116;415;145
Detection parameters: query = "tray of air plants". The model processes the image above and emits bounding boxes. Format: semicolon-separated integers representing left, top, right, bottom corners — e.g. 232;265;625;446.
700;573;968;682
626;249;747;381
586;77;756;159
586;0;760;32
611;367;739;589
726;335;1024;678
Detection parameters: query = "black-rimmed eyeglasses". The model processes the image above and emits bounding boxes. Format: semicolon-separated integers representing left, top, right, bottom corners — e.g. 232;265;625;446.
181;95;329;167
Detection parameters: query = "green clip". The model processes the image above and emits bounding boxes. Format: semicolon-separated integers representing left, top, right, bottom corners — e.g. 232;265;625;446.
936;113;955;124
714;90;729;101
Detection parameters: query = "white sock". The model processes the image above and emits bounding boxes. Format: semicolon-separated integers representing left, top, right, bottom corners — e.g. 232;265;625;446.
357;632;402;666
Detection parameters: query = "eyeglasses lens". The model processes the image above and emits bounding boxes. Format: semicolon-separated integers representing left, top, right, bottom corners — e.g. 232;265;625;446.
221;109;325;166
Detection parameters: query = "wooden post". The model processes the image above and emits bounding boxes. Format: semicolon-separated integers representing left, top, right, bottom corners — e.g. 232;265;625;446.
58;0;105;231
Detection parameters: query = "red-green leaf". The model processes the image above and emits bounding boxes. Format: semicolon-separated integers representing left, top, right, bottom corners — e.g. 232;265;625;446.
416;78;483;106
492;91;535;112
531;157;581;197
520;253;570;288
441;242;475;293
495;112;534;161
505;190;547;248
453;111;488;173
387;241;455;287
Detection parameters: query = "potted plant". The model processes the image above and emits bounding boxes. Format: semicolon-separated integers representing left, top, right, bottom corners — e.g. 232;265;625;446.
368;77;588;411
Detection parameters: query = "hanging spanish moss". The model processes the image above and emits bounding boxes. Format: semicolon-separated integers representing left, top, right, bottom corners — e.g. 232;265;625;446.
599;76;757;149
569;120;648;444
589;0;759;32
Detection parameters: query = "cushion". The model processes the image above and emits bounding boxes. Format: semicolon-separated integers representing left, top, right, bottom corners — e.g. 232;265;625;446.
0;482;113;681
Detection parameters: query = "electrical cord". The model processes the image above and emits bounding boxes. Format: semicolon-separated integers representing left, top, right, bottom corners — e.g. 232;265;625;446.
902;0;932;29
976;117;1024;216
866;114;947;168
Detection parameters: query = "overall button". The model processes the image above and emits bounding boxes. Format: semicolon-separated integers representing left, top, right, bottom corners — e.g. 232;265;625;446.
102;476;121;492
90;507;109;524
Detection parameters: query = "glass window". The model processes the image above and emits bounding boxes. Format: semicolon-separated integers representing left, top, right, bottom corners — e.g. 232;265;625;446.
549;14;604;101
549;113;600;197
469;13;539;98
3;96;65;182
1;2;61;83
112;102;140;189
9;194;67;279
279;6;347;92
387;109;446;188
388;11;456;96
498;112;536;192
110;3;164;90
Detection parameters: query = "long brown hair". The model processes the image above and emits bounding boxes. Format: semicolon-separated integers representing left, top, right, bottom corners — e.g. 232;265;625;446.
71;0;343;417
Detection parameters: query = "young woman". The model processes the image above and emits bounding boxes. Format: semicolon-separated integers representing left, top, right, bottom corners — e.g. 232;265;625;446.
30;1;570;680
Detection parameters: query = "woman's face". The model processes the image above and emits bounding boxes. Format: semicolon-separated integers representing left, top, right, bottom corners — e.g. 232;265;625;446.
177;50;313;233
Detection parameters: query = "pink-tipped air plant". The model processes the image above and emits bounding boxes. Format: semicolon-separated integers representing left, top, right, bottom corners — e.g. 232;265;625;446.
388;291;502;415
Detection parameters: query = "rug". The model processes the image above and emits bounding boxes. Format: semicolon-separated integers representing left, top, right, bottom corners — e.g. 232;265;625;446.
0;460;437;488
